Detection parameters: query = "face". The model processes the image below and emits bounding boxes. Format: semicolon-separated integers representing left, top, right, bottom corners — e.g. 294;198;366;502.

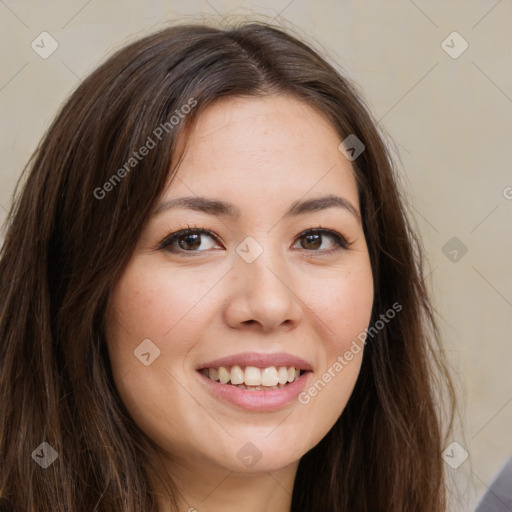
105;94;374;483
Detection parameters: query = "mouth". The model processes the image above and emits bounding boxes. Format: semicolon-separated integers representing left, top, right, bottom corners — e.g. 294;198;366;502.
195;352;313;411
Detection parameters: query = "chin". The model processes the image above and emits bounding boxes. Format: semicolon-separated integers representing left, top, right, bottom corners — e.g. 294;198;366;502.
204;430;312;474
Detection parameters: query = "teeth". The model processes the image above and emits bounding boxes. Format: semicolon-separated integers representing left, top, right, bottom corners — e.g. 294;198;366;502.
244;366;261;386
277;367;288;385
218;367;229;384
203;365;304;387
230;365;243;385
261;367;278;387
231;383;286;391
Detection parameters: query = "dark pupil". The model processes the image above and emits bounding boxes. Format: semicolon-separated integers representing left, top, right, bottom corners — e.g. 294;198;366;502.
302;233;321;249
180;233;201;250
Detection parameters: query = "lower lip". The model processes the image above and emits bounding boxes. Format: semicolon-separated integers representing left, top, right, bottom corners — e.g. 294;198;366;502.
197;371;311;411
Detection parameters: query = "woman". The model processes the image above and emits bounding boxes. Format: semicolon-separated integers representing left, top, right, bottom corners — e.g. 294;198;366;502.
0;21;456;511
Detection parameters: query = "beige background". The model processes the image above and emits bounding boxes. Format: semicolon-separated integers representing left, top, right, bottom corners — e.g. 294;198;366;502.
1;1;511;510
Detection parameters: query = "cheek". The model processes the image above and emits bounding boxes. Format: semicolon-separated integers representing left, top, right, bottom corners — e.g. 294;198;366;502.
106;260;214;368
105;258;229;427
309;260;374;353
104;262;212;452
293;262;373;448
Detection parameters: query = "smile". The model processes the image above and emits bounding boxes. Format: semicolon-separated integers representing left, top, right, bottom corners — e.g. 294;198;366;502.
199;365;304;390
196;352;312;411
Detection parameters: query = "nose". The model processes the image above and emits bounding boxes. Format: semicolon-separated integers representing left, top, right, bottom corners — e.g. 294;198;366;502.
222;246;303;333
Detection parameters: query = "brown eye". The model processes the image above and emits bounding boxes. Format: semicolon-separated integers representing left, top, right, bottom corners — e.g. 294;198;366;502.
177;233;202;251
160;229;221;253
300;233;323;250
294;229;351;253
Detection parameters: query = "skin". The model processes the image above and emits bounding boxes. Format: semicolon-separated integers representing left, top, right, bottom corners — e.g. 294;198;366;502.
105;93;374;512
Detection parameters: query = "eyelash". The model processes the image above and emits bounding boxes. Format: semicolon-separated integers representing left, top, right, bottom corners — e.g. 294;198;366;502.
158;224;353;256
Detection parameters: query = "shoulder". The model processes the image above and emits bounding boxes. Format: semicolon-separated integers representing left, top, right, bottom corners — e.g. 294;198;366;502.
474;456;512;512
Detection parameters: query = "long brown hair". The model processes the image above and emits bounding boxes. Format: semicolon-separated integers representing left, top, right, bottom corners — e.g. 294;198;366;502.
0;21;456;511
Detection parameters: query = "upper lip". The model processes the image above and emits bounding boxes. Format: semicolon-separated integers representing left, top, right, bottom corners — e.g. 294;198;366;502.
197;352;313;371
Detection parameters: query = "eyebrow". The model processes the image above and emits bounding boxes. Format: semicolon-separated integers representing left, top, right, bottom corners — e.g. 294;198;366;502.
154;194;361;224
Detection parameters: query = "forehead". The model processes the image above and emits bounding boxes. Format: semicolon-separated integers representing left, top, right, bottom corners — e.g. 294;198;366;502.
165;94;359;209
